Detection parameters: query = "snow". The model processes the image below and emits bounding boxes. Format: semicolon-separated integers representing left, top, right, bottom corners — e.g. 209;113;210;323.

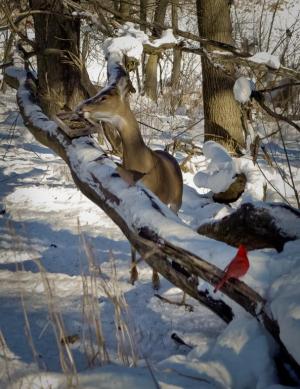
236;158;266;202
1;30;300;387
151;29;178;47
160;316;277;389
268;241;300;365
193;141;266;202
104;23;178;62
5;66;58;135
248;52;281;70
233;76;255;104
104;36;144;62
117;22;149;44
193;141;237;193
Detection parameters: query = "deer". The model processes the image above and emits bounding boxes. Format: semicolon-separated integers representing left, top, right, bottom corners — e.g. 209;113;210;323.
77;73;183;289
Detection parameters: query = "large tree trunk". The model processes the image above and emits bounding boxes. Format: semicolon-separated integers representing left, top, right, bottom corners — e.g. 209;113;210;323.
196;0;245;152
30;0;87;116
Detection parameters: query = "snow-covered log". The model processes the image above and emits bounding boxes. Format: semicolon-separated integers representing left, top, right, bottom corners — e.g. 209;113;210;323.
5;64;300;380
198;202;299;252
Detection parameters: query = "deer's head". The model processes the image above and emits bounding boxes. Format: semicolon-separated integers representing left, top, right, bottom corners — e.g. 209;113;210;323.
76;76;135;128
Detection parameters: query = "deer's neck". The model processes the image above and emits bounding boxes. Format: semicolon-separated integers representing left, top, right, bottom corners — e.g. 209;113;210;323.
117;111;155;172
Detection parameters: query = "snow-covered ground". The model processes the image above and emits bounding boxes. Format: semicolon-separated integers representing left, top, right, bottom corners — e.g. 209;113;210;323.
0;88;300;388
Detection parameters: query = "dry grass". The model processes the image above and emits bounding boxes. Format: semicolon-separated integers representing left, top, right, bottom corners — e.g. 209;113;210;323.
1;219;140;387
78;220;139;367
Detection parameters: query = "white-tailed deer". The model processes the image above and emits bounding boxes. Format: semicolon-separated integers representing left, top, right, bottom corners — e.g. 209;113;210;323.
77;75;183;289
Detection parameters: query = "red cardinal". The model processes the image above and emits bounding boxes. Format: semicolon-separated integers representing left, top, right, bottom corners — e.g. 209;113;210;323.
214;245;249;293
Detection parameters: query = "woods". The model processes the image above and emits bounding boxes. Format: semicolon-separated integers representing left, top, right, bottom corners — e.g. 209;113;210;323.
1;1;300;388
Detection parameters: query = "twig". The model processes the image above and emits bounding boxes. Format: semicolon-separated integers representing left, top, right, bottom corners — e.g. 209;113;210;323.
154;293;194;312
253;95;300;133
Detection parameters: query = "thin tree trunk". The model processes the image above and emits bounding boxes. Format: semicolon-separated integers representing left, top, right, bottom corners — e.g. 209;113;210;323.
140;0;148;84
140;0;148;32
143;0;169;101
1;31;15;93
170;0;182;113
119;0;130;17
196;0;245;152
144;54;159;101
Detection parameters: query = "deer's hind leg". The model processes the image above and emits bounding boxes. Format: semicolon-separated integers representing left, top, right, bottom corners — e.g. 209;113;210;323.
130;247;139;285
152;269;160;290
130;247;160;289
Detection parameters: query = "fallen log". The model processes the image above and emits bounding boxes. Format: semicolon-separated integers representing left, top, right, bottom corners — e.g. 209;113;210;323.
198;202;299;252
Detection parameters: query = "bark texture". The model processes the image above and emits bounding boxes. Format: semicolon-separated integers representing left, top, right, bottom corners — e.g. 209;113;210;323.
30;0;87;116
197;0;245;152
198;202;298;252
143;0;169;101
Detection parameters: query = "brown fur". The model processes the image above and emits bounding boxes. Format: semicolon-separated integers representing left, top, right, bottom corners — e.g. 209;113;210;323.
80;86;183;212
79;81;183;288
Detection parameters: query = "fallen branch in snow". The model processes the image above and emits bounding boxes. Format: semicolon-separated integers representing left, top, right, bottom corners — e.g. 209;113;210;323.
6;65;300;380
198;202;299;252
154;293;194;312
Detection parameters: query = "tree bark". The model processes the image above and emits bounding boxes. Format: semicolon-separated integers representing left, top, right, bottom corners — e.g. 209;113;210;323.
1;31;15;93
198;202;299;252
119;0;130;18
144;54;159;101
140;0;148;32
170;0;182;113
143;0;169;101
196;0;245;152
29;0;88;116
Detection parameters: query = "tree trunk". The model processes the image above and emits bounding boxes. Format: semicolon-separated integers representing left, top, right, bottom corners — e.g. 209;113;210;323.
30;0;87;116
119;0;130;18
143;0;169;101
170;0;182;113
1;31;15;93
144;54;159;101
196;0;245;152
140;0;148;31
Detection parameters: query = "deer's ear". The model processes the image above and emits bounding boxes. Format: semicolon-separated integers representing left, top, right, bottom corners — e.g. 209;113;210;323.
117;76;136;99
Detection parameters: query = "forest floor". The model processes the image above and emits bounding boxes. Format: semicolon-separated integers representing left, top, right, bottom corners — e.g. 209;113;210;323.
0;90;299;388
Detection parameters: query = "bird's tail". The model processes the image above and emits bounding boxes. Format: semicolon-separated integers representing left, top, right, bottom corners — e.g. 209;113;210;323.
214;274;229;293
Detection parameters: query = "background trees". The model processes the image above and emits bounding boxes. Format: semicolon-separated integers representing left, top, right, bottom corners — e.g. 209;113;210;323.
1;0;299;207
2;0;299;156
